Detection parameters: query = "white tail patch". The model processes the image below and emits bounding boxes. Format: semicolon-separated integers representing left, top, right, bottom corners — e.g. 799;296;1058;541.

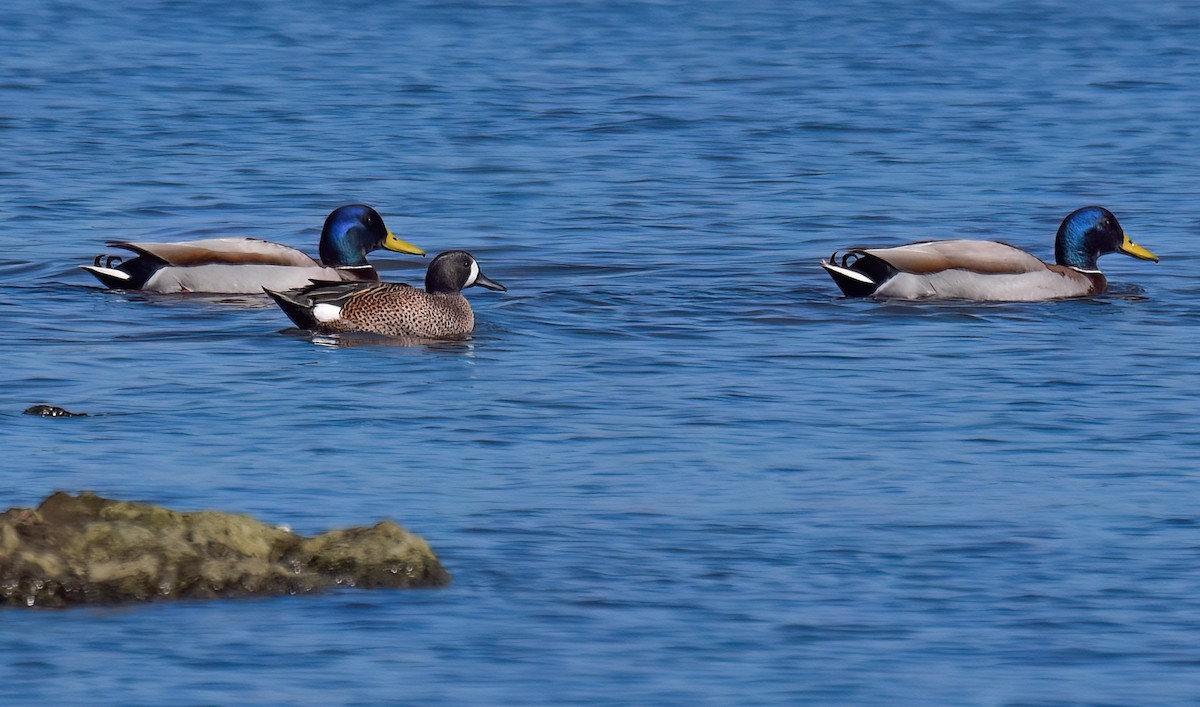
80;265;131;281
821;261;875;284
312;303;343;322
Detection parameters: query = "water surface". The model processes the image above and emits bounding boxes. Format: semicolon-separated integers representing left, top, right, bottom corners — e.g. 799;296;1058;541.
3;1;1200;704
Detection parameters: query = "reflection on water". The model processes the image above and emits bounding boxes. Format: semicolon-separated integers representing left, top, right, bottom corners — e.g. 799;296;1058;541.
308;330;478;351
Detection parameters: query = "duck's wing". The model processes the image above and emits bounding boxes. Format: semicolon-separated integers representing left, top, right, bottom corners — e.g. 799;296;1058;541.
300;280;414;300
108;238;320;268
265;281;415;331
862;240;1048;275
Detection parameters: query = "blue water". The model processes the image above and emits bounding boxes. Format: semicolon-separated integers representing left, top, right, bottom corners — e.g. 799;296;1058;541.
3;0;1200;703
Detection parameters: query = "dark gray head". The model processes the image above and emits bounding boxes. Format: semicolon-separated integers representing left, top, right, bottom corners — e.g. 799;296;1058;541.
1054;206;1158;270
425;250;507;295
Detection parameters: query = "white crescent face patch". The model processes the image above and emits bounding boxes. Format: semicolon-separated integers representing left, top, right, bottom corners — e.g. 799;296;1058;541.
466;258;480;288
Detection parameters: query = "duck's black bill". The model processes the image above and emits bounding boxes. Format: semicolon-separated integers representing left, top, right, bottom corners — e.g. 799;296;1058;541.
475;273;507;292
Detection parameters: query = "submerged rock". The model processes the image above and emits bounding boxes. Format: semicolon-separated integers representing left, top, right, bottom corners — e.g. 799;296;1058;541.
23;405;87;417
0;492;450;607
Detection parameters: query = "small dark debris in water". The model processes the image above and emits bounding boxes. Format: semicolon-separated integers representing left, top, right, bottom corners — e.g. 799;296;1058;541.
23;405;87;418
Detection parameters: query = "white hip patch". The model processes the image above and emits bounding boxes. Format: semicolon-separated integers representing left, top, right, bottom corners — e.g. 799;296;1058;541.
312;303;343;323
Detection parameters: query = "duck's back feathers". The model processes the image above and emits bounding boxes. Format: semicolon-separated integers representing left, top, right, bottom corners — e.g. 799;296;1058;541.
110;238;321;269
861;240;1047;275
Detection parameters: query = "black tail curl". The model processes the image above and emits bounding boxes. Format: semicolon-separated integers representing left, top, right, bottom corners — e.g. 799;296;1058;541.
822;249;894;298
92;254;124;268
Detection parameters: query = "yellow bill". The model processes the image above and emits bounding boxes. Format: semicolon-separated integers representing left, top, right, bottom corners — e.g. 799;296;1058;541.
383;231;426;256
1118;233;1158;262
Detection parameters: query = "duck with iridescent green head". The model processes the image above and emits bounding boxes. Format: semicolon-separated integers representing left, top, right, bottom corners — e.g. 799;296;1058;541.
820;206;1158;301
81;205;425;294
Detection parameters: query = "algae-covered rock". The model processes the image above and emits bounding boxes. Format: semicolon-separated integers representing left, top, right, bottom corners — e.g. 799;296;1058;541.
0;492;450;607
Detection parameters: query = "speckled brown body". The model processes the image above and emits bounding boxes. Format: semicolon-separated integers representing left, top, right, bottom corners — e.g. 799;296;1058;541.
319;283;476;339
267;250;505;339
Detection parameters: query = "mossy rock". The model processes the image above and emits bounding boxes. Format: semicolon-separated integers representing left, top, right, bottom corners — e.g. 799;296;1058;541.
0;492;450;607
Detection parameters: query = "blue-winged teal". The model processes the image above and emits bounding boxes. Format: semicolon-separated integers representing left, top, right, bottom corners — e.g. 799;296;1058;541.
266;250;506;339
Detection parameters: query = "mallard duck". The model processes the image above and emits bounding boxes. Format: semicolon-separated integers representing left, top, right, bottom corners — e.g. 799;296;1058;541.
80;205;426;293
820;206;1158;301
265;250;506;339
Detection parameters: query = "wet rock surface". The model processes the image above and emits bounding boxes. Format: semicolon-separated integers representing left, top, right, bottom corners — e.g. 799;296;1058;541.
0;492;450;607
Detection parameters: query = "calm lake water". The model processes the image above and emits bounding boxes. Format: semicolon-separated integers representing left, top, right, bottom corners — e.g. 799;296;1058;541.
3;0;1200;703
